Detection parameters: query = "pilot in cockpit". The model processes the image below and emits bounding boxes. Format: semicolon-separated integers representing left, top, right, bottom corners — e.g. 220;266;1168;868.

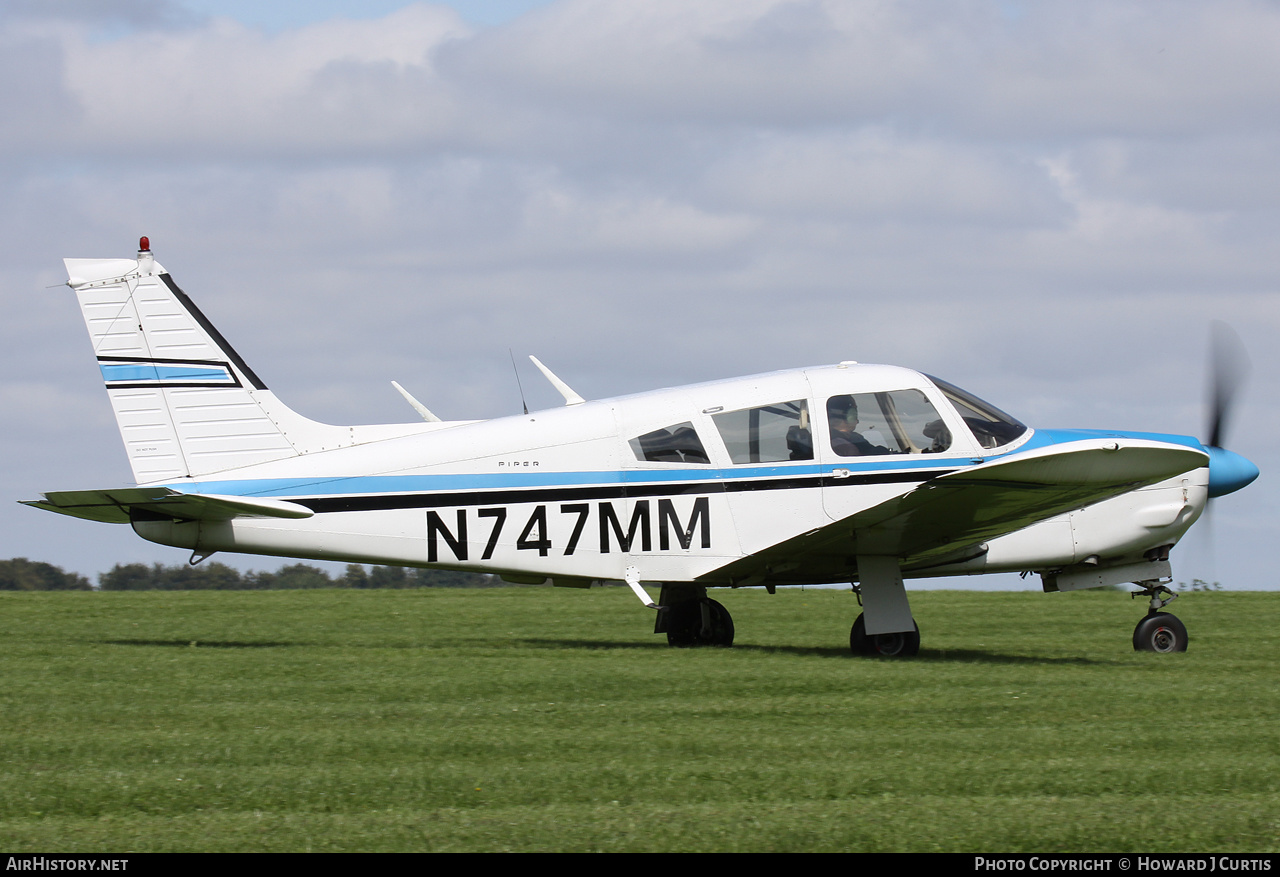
827;395;891;457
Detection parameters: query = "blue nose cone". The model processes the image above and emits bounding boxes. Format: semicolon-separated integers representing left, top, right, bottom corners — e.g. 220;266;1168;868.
1206;446;1260;497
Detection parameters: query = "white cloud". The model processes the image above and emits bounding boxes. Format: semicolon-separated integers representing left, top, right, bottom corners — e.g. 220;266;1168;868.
27;5;471;158
9;1;1280;161
703;129;1068;225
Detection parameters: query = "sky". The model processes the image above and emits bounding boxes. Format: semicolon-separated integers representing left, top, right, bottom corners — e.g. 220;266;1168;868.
2;0;1277;593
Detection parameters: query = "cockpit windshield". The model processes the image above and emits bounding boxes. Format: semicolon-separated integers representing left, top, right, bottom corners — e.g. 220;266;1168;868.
927;376;1028;450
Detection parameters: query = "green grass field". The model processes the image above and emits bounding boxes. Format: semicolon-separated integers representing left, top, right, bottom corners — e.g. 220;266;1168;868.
1;587;1277;852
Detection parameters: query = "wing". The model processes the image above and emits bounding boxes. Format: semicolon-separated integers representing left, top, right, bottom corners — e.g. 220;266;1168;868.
22;488;314;524
702;439;1208;585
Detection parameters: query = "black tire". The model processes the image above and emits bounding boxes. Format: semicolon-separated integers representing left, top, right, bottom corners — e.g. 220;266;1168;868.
666;598;734;647
850;612;920;657
1133;612;1188;653
705;599;734;647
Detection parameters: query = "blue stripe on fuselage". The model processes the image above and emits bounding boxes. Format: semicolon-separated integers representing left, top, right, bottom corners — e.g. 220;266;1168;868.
1019;428;1203;453
163;427;1206;501
173;457;948;500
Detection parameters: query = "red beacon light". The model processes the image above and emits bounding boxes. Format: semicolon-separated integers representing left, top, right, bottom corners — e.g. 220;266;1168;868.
138;236;150;252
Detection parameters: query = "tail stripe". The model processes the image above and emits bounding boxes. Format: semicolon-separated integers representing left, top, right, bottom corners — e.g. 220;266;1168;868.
99;357;240;388
159;275;268;390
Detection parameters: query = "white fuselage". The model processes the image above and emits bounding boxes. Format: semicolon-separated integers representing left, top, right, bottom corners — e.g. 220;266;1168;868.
129;364;1209;587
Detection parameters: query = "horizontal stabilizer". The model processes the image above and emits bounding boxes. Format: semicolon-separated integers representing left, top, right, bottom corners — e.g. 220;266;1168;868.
22;488;314;524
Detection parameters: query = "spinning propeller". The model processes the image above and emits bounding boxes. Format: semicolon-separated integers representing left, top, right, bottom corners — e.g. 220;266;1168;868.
1202;321;1259;498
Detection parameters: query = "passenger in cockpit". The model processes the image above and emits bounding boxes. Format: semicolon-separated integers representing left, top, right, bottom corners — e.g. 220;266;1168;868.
827;396;890;457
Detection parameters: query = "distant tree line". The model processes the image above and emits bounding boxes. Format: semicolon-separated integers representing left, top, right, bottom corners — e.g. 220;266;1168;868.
0;558;92;591
0;558;497;591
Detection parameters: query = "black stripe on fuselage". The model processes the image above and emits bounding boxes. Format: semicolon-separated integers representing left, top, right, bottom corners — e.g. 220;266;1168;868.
290;468;954;514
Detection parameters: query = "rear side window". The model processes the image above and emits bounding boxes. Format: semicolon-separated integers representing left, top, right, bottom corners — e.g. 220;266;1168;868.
629;422;710;464
712;400;813;464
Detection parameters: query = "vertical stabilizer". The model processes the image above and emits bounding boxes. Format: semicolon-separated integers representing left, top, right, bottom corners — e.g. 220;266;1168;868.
64;242;367;483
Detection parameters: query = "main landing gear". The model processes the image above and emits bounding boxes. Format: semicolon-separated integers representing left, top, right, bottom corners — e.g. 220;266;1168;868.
849;612;920;657
1131;583;1188;653
655;586;734;647
847;558;919;657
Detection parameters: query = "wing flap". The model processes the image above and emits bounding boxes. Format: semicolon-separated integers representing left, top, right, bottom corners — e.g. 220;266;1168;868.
22;488;314;523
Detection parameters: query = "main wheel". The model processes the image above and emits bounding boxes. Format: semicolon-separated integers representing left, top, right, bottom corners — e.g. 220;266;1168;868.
850;613;920;657
1133;612;1188;653
666;598;734;647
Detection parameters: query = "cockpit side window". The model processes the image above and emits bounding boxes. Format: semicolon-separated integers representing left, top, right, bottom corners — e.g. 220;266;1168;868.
712;400;813;464
629;422;711;464
927;375;1028;450
826;390;952;457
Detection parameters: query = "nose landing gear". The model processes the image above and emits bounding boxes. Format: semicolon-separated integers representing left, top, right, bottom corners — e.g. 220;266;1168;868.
1131;583;1188;653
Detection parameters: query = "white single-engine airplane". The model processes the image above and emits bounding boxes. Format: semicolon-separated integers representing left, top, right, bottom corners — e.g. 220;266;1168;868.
26;239;1260;655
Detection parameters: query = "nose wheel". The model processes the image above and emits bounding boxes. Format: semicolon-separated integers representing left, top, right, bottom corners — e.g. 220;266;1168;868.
1131;583;1188;653
1133;612;1188;652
